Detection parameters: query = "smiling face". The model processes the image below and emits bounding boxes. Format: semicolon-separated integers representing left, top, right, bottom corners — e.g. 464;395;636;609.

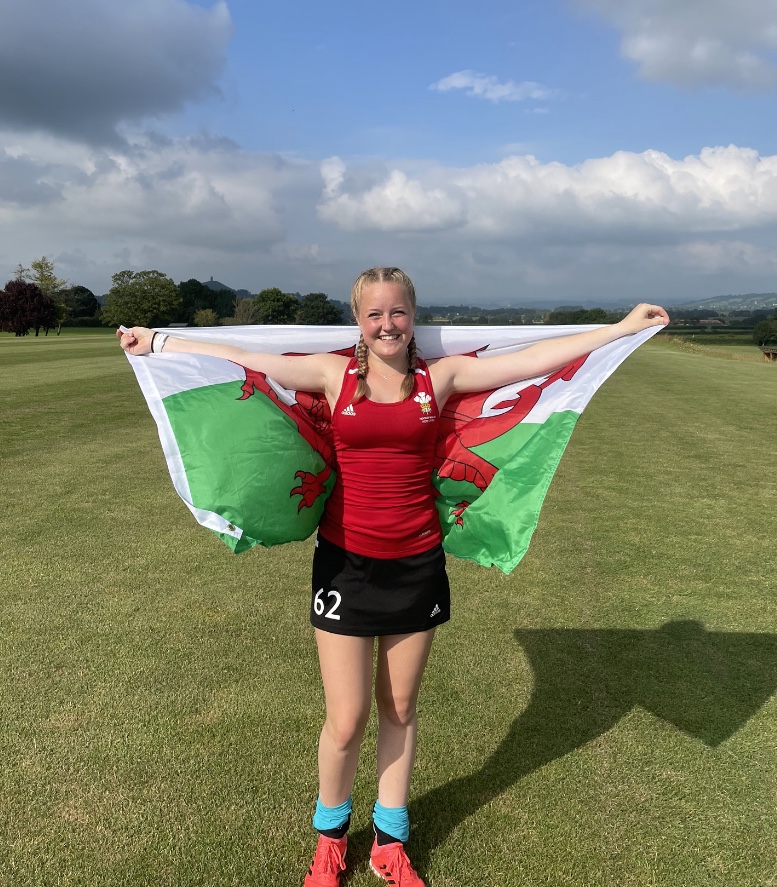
355;281;415;362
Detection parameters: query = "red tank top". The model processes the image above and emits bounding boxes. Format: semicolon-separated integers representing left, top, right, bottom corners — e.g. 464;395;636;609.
318;357;442;558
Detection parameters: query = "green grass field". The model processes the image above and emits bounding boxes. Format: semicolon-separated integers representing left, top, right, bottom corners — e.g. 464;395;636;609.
1;331;775;886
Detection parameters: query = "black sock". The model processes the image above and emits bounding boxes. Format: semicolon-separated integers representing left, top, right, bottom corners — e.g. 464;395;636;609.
374;824;401;846
319;814;350;840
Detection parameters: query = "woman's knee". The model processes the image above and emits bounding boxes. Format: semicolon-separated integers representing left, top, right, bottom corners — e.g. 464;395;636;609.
323;706;371;750
375;688;418;728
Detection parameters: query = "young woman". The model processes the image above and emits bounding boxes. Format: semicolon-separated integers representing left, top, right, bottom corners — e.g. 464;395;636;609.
118;267;668;886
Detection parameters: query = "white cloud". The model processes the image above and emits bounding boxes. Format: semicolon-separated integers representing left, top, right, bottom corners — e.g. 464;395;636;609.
313;144;777;303
575;0;777;90
0;131;322;292
0;0;233;143
4;131;777;305
430;70;557;103
318;161;466;232
320;157;346;198
319;145;777;240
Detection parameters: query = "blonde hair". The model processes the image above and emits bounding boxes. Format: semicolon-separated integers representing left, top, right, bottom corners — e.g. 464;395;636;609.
350;266;417;318
350;267;418;402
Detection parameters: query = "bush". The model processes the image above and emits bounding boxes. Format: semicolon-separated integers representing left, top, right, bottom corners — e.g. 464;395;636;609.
194;309;219;327
753;319;777;346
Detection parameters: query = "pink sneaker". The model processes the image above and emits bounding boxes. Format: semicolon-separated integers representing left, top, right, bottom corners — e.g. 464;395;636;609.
370;838;425;886
304;834;347;887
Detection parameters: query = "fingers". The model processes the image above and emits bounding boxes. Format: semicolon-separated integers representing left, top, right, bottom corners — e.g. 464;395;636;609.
618;303;670;336
116;328;136;351
632;303;670;326
645;304;670;325
116;325;148;354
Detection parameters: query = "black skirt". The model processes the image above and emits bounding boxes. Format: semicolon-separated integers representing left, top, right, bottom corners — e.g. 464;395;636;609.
310;534;451;637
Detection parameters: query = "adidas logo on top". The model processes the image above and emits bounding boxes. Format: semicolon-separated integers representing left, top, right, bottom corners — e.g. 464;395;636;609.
341;404;356;416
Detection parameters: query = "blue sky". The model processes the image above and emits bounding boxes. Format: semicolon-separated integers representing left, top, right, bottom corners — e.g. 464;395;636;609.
178;0;777;167
2;0;777;306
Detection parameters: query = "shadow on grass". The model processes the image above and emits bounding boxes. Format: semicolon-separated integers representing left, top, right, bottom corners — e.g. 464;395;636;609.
347;620;777;875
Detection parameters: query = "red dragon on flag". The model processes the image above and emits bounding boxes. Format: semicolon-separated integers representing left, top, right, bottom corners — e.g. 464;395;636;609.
234;349;588;534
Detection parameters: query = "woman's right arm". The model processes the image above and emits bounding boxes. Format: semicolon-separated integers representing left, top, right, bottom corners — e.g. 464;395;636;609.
116;326;345;396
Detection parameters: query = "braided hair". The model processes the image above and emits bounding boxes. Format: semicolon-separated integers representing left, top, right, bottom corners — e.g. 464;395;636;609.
354;333;370;401
400;334;418;400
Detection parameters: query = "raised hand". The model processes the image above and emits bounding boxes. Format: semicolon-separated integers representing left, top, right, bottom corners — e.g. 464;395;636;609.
618;303;670;335
116;326;154;356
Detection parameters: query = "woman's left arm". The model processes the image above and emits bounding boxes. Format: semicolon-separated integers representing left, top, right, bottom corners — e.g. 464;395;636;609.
430;303;670;399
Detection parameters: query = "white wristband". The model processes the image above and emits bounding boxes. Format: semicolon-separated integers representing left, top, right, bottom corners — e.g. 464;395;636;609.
152;332;169;354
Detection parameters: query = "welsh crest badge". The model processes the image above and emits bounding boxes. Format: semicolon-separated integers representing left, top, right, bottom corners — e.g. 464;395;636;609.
414;392;433;414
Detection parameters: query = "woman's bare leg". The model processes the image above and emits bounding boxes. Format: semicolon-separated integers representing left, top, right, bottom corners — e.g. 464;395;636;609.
374;629;436;808
314;629;375;806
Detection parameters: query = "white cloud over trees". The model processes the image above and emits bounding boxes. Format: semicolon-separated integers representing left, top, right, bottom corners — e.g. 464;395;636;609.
318;146;777;240
0;131;324;294
4;129;777;304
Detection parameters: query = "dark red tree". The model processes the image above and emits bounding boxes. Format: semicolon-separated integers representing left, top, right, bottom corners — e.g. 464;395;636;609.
0;280;57;336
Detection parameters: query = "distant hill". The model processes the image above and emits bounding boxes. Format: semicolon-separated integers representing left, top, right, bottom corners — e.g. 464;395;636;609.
672;293;777;311
419;298;639;311
98;279;777;315
201;278;252;299
419;303;549;315
202;277;232;292
420;293;777;312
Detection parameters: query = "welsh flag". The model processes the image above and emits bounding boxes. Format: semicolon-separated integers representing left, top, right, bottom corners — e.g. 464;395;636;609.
124;324;660;574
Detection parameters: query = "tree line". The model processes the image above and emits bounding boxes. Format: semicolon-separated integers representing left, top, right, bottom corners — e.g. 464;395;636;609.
3;259;777;344
0;262;345;336
100;272;343;328
0;259;97;336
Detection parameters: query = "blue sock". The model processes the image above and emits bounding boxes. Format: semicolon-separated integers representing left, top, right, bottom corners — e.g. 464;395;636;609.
313;796;352;837
373;800;410;844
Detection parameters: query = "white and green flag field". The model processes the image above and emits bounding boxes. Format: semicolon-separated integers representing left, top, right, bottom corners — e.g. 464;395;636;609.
124;324;660;572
